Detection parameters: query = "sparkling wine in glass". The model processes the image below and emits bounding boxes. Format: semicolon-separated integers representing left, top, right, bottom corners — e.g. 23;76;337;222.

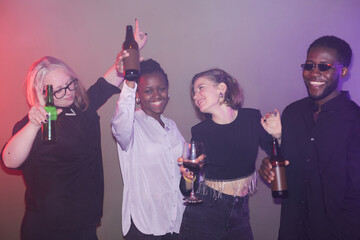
182;141;204;203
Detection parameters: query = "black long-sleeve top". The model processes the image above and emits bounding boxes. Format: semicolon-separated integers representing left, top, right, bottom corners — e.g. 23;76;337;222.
279;91;360;239
1;78;120;231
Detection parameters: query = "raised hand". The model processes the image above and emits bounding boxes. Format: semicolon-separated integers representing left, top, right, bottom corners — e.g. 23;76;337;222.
134;19;147;50
114;19;147;78
261;109;282;142
115;50;130;76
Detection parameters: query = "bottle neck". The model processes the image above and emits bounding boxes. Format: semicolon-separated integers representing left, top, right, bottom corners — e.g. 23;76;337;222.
272;139;277;155
45;85;54;106
271;138;283;160
125;25;135;41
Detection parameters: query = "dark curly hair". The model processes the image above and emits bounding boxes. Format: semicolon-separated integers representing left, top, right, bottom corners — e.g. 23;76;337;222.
137;59;169;86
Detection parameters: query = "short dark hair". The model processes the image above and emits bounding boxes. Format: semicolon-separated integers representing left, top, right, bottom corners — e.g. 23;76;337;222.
307;36;352;67
190;68;244;119
138;59;169;86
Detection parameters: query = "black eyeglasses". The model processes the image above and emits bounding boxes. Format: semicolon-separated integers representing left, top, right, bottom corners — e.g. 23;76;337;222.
301;63;342;72
53;79;78;99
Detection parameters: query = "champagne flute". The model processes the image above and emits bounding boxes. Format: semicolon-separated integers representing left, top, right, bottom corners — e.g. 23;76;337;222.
182;141;205;204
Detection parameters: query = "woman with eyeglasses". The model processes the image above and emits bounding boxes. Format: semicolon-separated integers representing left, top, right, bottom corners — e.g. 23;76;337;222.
1;21;147;240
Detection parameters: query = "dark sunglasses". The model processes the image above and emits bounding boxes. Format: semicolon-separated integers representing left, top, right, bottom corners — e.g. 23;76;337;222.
301;63;342;72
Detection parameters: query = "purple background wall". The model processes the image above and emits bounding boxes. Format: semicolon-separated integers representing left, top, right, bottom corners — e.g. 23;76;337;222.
1;0;359;239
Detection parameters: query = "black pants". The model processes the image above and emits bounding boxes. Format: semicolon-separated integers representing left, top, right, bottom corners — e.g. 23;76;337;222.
21;210;98;240
125;219;180;240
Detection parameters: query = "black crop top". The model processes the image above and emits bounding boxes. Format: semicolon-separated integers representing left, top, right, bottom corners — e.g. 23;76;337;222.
191;108;272;180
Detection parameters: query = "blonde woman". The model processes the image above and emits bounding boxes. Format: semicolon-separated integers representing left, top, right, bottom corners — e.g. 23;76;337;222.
1;20;147;240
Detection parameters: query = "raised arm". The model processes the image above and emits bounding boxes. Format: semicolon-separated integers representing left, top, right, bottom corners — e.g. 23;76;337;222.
111;81;137;151
103;19;148;87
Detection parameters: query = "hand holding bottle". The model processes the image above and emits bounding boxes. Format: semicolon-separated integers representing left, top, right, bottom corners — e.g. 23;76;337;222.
116;19;147;79
258;157;290;183
28;86;62;128
115;50;130;77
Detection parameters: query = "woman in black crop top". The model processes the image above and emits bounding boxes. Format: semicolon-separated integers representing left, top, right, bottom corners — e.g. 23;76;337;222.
178;68;281;239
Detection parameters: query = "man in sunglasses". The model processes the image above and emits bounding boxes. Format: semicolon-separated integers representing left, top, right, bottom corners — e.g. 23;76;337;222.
259;35;360;239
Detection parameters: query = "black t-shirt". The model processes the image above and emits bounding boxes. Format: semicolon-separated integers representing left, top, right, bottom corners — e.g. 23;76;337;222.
191;108;272;180
2;78;120;231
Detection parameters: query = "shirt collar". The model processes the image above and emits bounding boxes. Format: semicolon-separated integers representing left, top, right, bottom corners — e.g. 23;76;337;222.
319;91;350;112
57;104;78;116
137;108;170;129
304;91;350;113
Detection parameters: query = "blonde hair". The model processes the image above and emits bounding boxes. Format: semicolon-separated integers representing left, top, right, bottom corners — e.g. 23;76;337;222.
25;56;89;111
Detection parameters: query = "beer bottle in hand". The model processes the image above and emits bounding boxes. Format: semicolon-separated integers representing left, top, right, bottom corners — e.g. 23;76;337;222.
122;25;140;81
270;138;288;198
42;85;57;143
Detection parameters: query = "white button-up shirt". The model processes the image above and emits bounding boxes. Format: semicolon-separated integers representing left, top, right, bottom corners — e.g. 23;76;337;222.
111;83;185;236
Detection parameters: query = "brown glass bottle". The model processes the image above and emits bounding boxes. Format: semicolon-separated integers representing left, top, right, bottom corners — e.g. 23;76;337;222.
270;138;288;198
122;25;140;81
42;85;57;143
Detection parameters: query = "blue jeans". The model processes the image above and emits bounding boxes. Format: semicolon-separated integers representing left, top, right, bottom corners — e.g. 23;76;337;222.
180;185;254;240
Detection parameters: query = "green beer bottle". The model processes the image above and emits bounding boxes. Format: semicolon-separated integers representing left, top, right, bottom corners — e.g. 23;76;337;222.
42;85;57;143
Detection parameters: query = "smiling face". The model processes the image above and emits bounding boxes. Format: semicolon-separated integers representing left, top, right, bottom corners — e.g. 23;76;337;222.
43;68;75;107
136;71;169;120
303;46;347;106
192;77;224;114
